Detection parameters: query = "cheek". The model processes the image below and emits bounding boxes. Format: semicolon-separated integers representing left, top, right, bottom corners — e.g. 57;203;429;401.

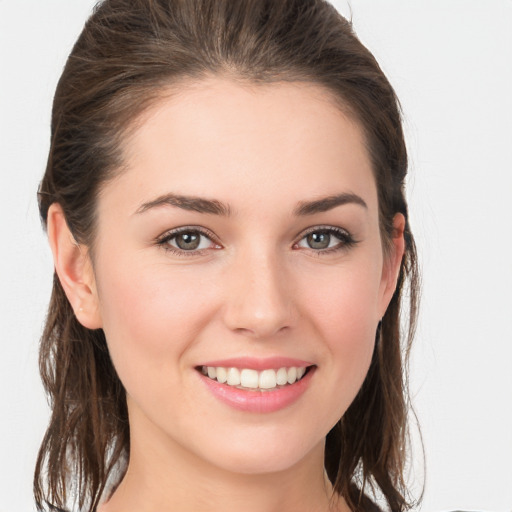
94;257;216;393
296;259;381;406
300;256;382;338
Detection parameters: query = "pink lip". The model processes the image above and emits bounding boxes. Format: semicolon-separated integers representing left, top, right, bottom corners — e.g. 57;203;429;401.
197;356;313;371
197;365;316;414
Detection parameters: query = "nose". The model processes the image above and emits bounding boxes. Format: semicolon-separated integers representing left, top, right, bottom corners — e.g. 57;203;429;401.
222;246;296;339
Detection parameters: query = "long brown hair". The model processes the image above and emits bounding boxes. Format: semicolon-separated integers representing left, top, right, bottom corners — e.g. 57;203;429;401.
35;1;420;510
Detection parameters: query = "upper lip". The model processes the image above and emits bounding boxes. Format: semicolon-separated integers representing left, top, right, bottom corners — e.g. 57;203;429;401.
197;356;314;371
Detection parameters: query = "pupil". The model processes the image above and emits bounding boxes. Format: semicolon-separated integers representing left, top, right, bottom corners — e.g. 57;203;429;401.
307;232;330;249
176;232;200;250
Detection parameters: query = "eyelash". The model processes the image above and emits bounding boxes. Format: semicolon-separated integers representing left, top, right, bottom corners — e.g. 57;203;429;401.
155;225;357;257
156;226;220;257
293;226;358;255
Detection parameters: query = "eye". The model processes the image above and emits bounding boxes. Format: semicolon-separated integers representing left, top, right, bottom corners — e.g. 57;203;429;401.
156;227;220;255
295;226;356;253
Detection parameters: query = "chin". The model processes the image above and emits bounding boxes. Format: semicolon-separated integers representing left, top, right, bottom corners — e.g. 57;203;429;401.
191;426;325;476
208;450;311;476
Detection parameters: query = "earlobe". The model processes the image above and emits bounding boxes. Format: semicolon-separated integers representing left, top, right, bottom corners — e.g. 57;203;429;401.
47;203;102;329
379;213;406;317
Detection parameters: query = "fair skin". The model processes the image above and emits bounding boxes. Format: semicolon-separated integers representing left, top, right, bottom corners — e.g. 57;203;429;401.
48;78;405;512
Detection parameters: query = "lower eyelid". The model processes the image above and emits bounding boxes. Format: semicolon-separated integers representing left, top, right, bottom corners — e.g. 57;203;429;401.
294;227;357;251
172;235;210;250
155;229;218;254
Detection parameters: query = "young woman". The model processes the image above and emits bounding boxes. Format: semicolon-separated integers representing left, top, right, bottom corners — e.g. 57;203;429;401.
34;1;420;511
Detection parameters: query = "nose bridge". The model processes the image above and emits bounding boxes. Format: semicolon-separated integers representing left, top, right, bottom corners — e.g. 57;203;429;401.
222;241;295;338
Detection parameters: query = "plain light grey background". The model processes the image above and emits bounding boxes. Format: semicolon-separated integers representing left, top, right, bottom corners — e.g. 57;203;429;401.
1;1;511;511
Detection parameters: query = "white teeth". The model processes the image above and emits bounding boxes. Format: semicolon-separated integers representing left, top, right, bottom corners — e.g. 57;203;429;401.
240;369;259;389
201;365;309;390
276;367;288;386
287;367;297;384
226;367;241;386
216;367;227;383
259;369;277;389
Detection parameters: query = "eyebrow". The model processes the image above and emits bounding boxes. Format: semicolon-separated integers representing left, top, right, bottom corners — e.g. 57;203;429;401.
135;192;367;217
294;193;368;215
135;193;232;216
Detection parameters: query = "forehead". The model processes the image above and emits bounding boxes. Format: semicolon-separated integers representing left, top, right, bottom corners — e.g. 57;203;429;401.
102;77;377;219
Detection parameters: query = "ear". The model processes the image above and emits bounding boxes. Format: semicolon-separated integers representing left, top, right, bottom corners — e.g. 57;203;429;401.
47;203;102;329
379;213;406;318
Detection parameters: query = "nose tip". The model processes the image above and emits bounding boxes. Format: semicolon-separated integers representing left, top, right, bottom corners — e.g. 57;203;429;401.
229;301;292;339
222;254;295;339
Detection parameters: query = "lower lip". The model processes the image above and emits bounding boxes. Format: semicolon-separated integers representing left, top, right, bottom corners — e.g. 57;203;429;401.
198;367;315;413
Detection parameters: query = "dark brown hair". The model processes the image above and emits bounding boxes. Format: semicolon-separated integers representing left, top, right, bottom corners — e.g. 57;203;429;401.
35;1;420;511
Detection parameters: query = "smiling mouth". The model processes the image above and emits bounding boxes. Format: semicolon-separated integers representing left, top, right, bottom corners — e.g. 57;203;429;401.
197;365;313;391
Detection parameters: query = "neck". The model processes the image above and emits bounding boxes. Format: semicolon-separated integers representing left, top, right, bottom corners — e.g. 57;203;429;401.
100;416;346;512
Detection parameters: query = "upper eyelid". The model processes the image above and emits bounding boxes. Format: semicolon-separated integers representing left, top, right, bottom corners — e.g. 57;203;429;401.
295;225;351;239
158;224;349;238
156;225;218;243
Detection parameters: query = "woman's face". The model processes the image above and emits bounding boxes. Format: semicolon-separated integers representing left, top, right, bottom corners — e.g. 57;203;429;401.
88;78;402;474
